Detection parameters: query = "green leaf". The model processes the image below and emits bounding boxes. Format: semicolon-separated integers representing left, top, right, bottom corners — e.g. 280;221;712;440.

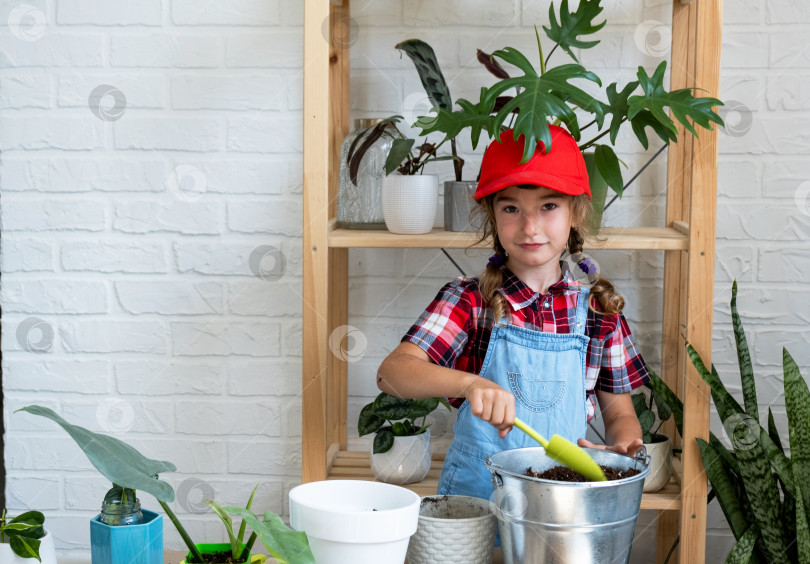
9;535;41;562
628;62;724;142
727;411;787;563
652;390;673;425
793;463;810;564
646;369;683;438
206;499;240;558
373;429;394;454
631;392;647;415
5;511;45;533
768;407;784;453
395;39;453;111
603;81;638;145
415;94;498;150
731;281;758;424
409;397;440;418
543;0;606;63
372;393;413;421
697;438;749;540
224;508;315;564
16;405;177;502
686;344;745;417
237;484;258;547
391;421;414;436
384;138;415;175
724;527;757;564
593;144;623;196
357;403;385;437
785;348;810;520
638;410;655;434
484;54;602;161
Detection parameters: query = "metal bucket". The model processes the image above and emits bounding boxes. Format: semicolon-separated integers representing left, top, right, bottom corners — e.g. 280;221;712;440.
485;447;650;564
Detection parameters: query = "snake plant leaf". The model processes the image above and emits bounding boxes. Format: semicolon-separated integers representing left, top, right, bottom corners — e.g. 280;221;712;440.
395;39;453;111
793;464;810;564
16;405;176;502
646;369;683;437
372;428;394;455
709;433;741;478
628;61;724;141
731;281;758;424
784;348;810;519
768;407;785;453
724;526;758;564
8;536;41;561
687;343;745;416
484;50;602;160
543;0;606;63
698;438;750;540
593;143;623;196
415;95;497;150
728;411;787;563
224;508;315;564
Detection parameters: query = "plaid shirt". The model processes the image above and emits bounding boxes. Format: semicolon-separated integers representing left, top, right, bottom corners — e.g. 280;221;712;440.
403;265;650;421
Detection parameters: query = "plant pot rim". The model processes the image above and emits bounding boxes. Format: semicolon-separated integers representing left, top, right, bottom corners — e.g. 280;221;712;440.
418;495;494;524
645;434;672;445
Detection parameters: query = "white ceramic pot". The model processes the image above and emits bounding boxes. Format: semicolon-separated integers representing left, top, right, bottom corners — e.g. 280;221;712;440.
382;174;438;234
370;430;431;485
0;530;58;564
289;480;420;564
407;495;496;564
642;435;673;493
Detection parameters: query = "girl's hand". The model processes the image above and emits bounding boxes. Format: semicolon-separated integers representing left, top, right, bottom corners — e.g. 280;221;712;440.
462;377;515;438
577;437;644;457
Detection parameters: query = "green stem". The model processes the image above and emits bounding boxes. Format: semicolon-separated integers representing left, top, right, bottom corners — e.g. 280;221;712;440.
239;531;258;562
544;43;559;71
535;26;546;75
451;139;461;181
159;500;203;563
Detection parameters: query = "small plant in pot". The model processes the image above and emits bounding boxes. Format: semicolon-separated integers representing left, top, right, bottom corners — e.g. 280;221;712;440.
415;0;725;228
0;510;58;563
16;405;315;564
358;393;450;484
632;381;677;492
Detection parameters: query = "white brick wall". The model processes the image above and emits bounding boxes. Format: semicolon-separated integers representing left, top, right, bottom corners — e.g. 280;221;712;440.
2;1;808;562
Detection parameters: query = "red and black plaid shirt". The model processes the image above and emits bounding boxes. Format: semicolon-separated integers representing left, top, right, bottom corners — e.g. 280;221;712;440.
402;265;650;420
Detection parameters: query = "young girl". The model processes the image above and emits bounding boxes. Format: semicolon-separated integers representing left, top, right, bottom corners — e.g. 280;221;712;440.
377;126;649;502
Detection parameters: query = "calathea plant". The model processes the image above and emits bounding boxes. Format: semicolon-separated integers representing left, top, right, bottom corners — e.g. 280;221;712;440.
0;509;46;561
632;383;674;444
414;0;724;200
358;393;450;454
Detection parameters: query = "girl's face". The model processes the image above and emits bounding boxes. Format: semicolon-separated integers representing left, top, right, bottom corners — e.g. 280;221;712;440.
493;185;574;279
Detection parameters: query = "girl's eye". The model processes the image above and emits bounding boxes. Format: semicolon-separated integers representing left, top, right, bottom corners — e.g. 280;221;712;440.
502;205;518;213
542;203;558;211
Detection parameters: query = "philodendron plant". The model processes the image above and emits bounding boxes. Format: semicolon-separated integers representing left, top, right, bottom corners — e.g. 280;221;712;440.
0;509;46;561
358;393;451;454
16;406;315;564
414;0;725;199
687;282;810;563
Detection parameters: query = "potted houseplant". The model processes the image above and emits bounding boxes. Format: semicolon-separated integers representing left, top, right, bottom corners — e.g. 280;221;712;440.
632;384;675;493
358;393;450;484
16;405;315;564
415;0;725;228
0;510;58;563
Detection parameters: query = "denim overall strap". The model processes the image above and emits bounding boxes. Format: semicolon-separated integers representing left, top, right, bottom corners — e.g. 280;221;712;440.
438;287;591;503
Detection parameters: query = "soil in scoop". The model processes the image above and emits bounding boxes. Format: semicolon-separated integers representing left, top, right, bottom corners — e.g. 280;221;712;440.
525;465;641;482
186;552;246;564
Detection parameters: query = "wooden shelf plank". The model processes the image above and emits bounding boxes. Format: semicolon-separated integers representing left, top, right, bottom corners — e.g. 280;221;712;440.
326;451;681;510
328;224;688;251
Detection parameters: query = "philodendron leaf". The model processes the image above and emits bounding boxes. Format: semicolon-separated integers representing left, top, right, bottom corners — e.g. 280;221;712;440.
543;0;606;62
784;348;810;519
409;397;440;418
4;511;45;535
415;94;497;150
373;429;395;454
593;143;623;196
16;405;176;502
372;393;413;421
395;39;453;111
9;535;41;561
224;508;315;564
357;403;385;437
731;281;758;424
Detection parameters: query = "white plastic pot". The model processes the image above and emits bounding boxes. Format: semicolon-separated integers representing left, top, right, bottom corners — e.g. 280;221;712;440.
642;435;673;493
407;495;496;564
370;430;431;485
0;530;58;564
289;480;419;564
382;174;438;234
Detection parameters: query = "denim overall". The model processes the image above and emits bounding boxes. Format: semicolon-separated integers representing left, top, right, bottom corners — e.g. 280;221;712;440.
437;287;590;502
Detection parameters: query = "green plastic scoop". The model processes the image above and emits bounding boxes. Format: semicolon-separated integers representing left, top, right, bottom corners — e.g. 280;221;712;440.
513;417;607;482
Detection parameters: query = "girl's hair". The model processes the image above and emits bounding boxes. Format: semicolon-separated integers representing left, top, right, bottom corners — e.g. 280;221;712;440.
472;186;625;324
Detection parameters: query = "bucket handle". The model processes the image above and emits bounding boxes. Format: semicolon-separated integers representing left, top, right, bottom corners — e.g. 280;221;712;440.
634;445;650;468
485;455;505;488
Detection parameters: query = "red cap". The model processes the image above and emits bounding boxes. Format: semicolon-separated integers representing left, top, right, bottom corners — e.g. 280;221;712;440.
474;127;590;200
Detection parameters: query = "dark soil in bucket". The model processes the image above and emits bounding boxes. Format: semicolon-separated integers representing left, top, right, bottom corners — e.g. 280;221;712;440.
187;552;246;563
525;465;641;482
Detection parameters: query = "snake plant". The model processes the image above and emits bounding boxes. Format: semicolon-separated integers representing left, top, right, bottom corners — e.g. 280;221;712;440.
688;282;810;563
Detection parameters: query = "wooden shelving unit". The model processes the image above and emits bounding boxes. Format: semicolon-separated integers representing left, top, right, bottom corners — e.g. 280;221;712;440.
303;2;721;562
